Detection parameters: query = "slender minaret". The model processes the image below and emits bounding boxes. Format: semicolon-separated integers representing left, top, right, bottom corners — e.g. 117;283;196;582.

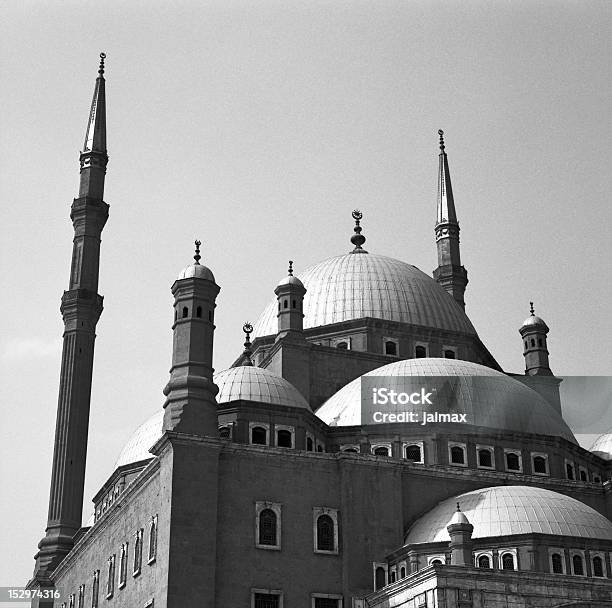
433;130;468;308
162;241;220;436
32;53;110;578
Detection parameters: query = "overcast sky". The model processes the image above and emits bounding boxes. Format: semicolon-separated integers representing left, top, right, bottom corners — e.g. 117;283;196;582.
1;0;611;591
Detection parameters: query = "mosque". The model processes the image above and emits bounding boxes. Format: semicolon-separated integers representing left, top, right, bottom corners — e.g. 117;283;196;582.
27;55;612;608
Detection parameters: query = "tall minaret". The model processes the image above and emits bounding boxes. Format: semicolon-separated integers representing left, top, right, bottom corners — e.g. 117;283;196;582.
432;130;468;308
32;53;110;579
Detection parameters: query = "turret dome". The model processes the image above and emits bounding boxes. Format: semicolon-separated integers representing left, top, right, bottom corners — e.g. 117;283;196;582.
590;431;612;461
177;263;215;282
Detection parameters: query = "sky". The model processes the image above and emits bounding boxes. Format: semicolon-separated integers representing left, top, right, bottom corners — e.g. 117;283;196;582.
1;0;611;592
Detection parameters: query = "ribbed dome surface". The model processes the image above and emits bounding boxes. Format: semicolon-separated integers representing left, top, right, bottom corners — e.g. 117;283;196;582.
114;367;308;468
405;486;612;543
253;253;476;337
590;432;612;461
315;358;576;443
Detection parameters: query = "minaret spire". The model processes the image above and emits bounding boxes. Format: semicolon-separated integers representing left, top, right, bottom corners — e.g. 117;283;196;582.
31;54;110;583
433;130;468;308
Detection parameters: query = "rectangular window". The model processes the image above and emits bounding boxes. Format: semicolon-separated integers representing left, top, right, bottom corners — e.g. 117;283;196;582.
106;555;115;598
251;590;283;608
119;542;128;587
91;570;99;608
148;515;158;563
133;528;143;575
313;598;342;608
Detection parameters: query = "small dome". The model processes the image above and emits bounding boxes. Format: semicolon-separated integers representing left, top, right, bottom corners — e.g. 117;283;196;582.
448;508;470;527
405;486;612;544
114;366;308;468
315;358;576;442
214;366;309;409
177;263;215;282
253;253;477;338
521;314;548;331
277;274;305;288
590;431;612;461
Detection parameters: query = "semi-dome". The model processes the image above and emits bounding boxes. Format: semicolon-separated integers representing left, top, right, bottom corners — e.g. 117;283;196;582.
590;431;612;461
315;358;576;443
114;366;308;468
253;253;477;337
405;485;612;544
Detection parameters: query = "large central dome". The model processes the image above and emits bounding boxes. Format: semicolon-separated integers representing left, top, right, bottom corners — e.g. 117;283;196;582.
253;253;476;337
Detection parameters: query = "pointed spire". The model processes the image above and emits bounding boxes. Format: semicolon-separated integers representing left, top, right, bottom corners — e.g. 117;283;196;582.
83;53;107;155
242;322;253;366
437;130;457;224
194;240;202;264
350;209;368;254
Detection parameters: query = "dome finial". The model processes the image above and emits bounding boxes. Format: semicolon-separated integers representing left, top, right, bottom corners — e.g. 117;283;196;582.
529;301;535;316
98;52;106;76
288;260;294;276
456;502;461;511
194;240;201;264
350;209;368;254
242;322;253;366
438;129;445;152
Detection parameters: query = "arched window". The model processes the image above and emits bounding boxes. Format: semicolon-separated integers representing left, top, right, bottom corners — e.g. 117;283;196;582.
450;446;465;464
415;345;427;358
336;341;348;350
277;429;292;448
251;426;267;445
385;341;397;356
390;571;396;583
501;553;515;570
524;340;528;349
174;310;177;322
283;299;288;309
400;566;406;578
292;299;296;308
572;554;584;575
219;426;231;439
405;444;421;462
533;455;547;474
316;514;335;551
306;436;314;451
538;338;543;346
478;449;492;468
566;463;574;480
506;452;520;471
375;566;386;590
594;475;601;483
196;305;202;318
444;349;456;359
342;447;359;453
530;338;535;347
551;553;563;573
478;555;491;569
182;306;188;318
373;446;390;457
579;469;587;481
430;559;442;566
119;544;127;586
317;444;323;452
593;555;604;577
106;555;115;598
258;509;277;546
